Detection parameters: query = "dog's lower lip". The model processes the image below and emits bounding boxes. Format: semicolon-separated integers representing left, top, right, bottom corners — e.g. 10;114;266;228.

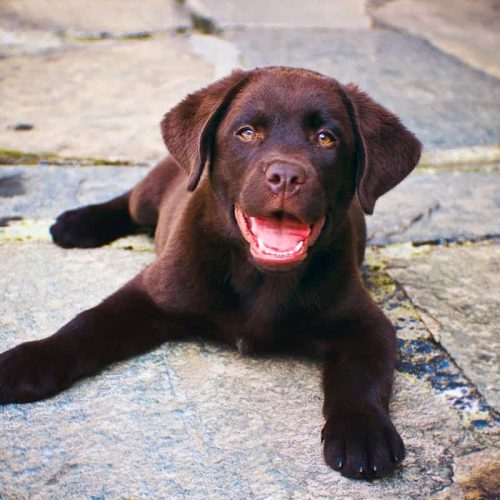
234;205;324;265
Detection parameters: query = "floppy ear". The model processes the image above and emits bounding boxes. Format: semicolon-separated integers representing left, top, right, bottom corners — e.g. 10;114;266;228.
342;83;422;214
161;69;251;191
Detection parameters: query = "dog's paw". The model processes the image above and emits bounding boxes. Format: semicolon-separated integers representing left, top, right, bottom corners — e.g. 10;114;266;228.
50;205;123;248
50;206;105;248
322;412;404;480
0;341;69;404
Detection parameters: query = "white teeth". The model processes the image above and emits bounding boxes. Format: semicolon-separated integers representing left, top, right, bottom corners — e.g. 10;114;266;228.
256;239;304;257
294;240;304;252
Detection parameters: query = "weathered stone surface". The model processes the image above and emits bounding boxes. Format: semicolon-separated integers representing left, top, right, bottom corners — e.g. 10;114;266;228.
437;448;500;500
189;32;242;79
418;145;500;170
384;243;500;409
0;243;155;346
0;35;213;162
0;166;147;220
367;170;500;244
0;241;486;498
229;28;500;150
0;26;63;57
365;246;498;430
186;0;371;28
0;0;189;36
370;0;500;79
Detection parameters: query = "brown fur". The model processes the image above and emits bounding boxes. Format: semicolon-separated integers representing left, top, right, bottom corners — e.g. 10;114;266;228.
0;67;422;480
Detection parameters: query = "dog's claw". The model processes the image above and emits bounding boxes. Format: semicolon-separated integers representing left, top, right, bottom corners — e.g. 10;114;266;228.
323;413;404;479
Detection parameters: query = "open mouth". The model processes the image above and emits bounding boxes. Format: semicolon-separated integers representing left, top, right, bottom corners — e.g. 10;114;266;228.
235;205;325;267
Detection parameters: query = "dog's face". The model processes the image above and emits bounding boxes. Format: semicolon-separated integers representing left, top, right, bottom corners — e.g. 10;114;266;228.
214;71;355;270
161;67;421;271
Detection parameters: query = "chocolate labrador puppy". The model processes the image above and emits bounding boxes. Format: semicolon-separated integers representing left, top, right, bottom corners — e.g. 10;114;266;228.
0;67;421;480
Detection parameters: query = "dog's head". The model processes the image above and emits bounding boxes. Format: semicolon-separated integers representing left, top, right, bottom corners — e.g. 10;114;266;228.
161;67;421;271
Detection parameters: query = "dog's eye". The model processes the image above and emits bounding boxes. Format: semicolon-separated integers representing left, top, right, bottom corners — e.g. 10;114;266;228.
237;127;257;142
316;131;337;148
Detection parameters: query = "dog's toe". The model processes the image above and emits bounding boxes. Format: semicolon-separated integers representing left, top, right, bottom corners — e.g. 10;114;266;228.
323;412;404;480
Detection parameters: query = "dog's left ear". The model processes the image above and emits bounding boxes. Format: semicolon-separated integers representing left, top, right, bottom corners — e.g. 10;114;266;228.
342;83;422;214
161;69;251;191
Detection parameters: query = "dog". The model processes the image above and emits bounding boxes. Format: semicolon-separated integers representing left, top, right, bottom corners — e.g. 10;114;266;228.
0;66;421;480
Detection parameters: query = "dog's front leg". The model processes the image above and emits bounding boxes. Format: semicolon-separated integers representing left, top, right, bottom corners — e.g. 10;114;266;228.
320;300;404;480
0;275;202;404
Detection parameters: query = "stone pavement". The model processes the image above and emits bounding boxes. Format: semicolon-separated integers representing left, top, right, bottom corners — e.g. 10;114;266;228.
0;1;499;498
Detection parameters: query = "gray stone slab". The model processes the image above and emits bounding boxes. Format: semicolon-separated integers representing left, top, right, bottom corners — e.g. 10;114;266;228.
228;28;500;150
367;170;500;244
0;35;213;162
385;243;500;409
370;0;500;78
0;0;189;37
0;241;488;497
0;166;147;220
186;0;370;28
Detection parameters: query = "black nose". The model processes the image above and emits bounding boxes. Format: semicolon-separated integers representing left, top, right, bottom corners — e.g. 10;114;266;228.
265;163;306;196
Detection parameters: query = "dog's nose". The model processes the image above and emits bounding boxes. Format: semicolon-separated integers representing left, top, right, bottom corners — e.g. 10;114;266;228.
265;163;306;196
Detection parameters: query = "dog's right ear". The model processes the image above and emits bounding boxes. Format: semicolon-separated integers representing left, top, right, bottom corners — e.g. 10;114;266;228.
161;69;251;191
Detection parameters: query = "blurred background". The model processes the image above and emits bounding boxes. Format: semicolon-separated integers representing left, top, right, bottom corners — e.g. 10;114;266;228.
0;0;498;163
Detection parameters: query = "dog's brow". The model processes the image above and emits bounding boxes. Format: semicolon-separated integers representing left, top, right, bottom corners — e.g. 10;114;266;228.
302;110;343;136
232;110;270;129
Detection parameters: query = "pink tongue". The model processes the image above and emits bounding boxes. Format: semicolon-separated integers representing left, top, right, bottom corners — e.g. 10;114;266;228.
250;217;311;251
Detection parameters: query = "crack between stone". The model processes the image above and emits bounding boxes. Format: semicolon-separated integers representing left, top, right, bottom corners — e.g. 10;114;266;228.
369;17;500;81
412;232;500;247
370;201;441;241
74;177;85;205
412;303;445;342
388;272;500;426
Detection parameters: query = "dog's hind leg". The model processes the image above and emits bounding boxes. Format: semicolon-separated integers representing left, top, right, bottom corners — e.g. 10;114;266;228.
50;157;180;248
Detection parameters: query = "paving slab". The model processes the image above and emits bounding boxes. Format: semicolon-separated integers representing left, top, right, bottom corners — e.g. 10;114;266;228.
383;242;500;409
0;0;189;36
0;35;213;162
186;0;371;29
0;166;147;221
369;0;500;79
228;27;500;150
0;241;497;498
2;166;499;247
367;169;500;244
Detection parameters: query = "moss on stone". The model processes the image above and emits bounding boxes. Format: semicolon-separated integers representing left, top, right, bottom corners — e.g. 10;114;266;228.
418;145;500;172
0;148;142;167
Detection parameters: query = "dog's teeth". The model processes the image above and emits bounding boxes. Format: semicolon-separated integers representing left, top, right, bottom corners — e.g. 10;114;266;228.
294;241;304;252
256;238;306;258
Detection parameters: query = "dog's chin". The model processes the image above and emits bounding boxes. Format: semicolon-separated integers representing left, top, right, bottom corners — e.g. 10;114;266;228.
234;205;325;272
